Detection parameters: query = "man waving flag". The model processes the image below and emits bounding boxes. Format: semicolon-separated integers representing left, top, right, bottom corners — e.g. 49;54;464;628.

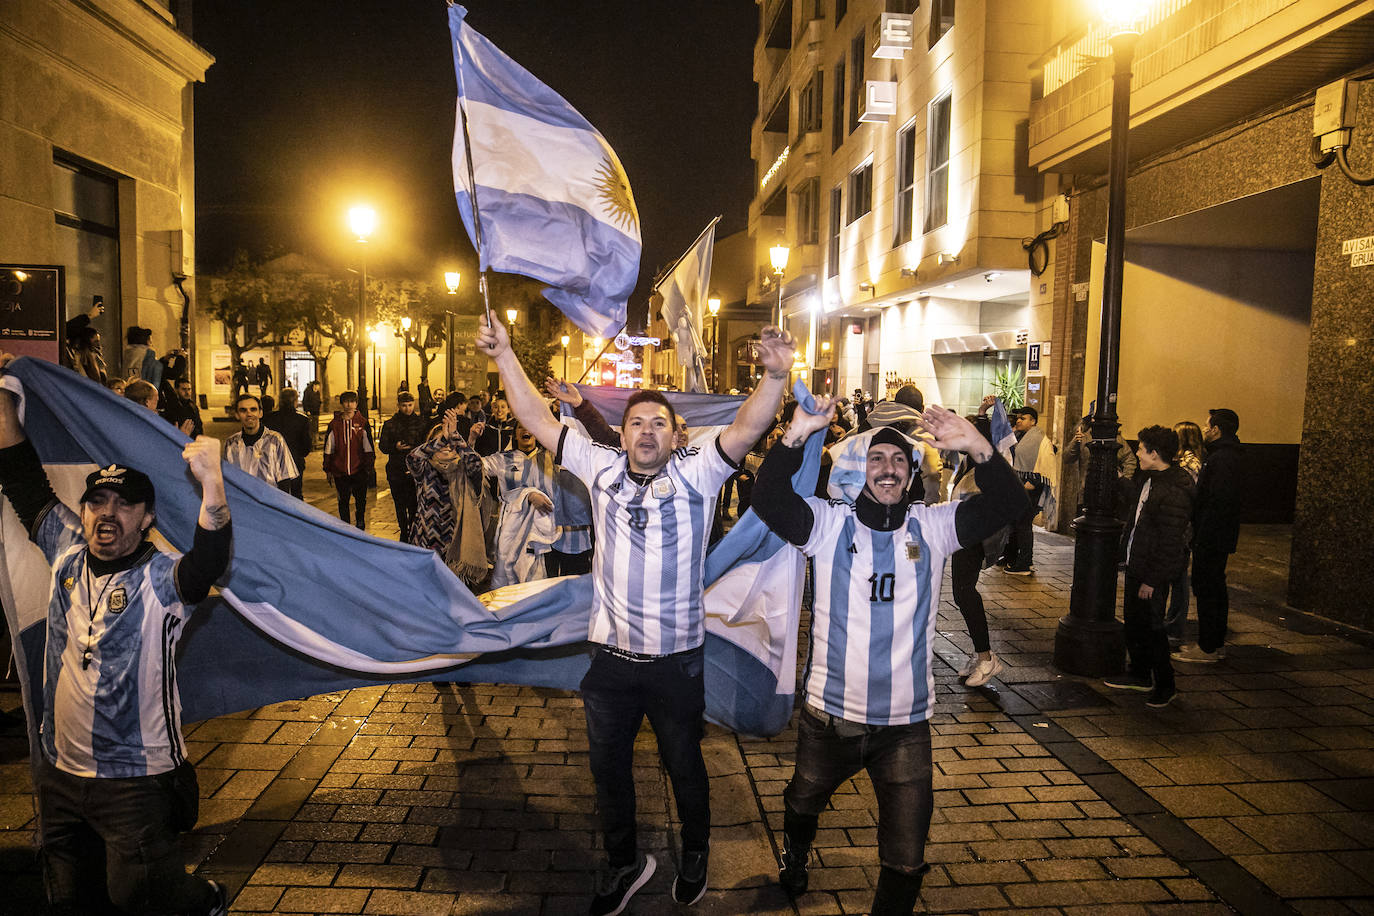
448;4;640;338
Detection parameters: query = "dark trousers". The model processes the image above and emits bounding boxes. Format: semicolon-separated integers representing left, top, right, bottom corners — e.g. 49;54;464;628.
1191;546;1230;652
1122;573;1175;693
580;646;709;868
949;543;990;654
1004;483;1042;568
544;548;592;578
1163;550;1191;641
784;707;933;875
37;758;214;915
334;472;368;530
280;475;303;499
388;469;418;541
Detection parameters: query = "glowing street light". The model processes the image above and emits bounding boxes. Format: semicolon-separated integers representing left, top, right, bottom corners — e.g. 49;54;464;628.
347;205;376;414
399;315;413;393
560;334;571;378
769;238;789;328
444;272;461;295
707;296;722;392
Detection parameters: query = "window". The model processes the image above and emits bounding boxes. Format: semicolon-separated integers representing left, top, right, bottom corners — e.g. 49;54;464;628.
795;178;821;245
929;0;955;46
835;0;848;24
848;31;866;135
846;161;873;224
831;59;845;151
797;70;824;139
893;122;917;247
924;93;952;233
827;185;842;277
52;153;120;341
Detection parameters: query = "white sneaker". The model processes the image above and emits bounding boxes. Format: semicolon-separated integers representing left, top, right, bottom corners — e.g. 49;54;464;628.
1171;644;1222;664
964;653;1004;687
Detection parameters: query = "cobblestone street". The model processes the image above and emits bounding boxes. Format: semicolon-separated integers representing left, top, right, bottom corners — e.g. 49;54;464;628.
1;434;1371;915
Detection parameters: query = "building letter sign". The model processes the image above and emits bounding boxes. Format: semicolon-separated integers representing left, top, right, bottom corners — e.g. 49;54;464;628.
874;13;914;59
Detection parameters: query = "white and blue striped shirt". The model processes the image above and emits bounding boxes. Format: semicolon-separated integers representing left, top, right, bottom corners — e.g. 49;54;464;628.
558;427;735;655
481;447;593;555
800;497;962;725
36;503;195;778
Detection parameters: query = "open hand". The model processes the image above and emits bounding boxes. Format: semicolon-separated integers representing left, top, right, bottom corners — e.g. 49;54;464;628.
914;407;993;462
442;408;459;439
544;377;582;406
526;491;554;513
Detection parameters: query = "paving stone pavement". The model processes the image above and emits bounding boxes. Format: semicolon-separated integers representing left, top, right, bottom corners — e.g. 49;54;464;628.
1;431;1371;914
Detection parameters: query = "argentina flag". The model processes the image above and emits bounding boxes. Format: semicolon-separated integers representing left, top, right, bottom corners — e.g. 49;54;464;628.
0;359;821;750
449;5;640;338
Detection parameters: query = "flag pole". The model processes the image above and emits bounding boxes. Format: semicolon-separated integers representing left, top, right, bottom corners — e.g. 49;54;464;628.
452;8;494;328
650;215;721;291
575;325;624;385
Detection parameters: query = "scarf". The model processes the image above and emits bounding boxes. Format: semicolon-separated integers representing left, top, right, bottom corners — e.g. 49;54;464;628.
431;450;489;585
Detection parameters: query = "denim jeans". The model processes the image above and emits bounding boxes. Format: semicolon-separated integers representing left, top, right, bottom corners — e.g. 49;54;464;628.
334;471;368;529
784;707;933;873
1123;573;1175;693
580;645;709;868
37;757;215;915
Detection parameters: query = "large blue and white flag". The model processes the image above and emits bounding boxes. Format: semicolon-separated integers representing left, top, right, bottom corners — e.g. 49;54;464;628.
0;359;821;749
449;5;640;338
654;219;717;390
990;397;1017;459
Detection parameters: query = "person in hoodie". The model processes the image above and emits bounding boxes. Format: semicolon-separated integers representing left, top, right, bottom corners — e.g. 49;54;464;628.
322;390;375;530
753;400;1026;916
1104;425;1194;709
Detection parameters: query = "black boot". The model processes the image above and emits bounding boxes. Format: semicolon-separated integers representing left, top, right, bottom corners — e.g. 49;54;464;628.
870;864;929;916
778;805;818;897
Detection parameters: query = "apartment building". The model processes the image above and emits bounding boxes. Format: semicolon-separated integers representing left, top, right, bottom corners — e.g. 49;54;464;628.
1028;0;1374;624
748;0;1047;414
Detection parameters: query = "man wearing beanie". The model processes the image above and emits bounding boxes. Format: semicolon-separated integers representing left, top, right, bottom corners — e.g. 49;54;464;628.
0;352;232;915
753;400;1027;916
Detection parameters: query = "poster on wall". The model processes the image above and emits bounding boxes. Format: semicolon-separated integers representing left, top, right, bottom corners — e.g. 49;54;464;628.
0;265;62;363
210;348;233;391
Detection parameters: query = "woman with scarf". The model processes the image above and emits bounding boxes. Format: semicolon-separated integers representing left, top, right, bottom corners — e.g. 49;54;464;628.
406;408;489;587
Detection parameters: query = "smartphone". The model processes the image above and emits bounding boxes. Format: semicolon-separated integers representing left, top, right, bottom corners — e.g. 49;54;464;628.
92;295;104;310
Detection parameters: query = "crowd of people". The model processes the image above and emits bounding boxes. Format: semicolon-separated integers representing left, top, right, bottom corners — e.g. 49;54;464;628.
1;314;1247;916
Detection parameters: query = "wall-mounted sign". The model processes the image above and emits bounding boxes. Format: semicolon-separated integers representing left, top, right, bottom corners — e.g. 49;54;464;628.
1343;236;1374;267
0;264;62;363
1027;342;1041;372
874;12;914;59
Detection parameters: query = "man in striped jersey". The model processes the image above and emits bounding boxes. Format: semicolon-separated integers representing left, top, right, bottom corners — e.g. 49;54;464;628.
0;357;232;916
754;398;1026;916
478;318;795;915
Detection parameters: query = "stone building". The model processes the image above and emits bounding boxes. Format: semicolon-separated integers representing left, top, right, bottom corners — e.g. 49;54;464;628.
1028;0;1374;624
0;0;212;380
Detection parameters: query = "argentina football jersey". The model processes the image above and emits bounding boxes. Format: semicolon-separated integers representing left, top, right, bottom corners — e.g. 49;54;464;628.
800;497;962;725
557;427;736;655
35;502;193;778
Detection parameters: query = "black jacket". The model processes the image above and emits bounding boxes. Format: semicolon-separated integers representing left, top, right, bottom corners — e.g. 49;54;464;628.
263;408;314;472
1193;435;1242;553
379;410;431;472
160;397;203;439
1121;464;1194;588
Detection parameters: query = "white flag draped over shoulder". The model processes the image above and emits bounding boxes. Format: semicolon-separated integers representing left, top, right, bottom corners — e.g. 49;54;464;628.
655;218;717;374
448;5;640;338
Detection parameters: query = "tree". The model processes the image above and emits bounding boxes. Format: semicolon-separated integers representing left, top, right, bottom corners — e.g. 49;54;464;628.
374;280;451;389
203;253;295;403
484;274;561;384
276;273;353;412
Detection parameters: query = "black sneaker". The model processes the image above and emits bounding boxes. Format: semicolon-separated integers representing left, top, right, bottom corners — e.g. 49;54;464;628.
671;848;708;905
1146;686;1178;708
778;841;810;897
590;854;655;916
1103;673;1153;692
1004;565;1035;576
206;879;228;916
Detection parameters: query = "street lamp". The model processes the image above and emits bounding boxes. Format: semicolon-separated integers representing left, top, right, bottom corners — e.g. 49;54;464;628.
399;315;413;394
368;327;382;410
347;205;377;415
1056;1;1145;677
444;272;461;295
769;238;790;329
505;308;518;341
443;271;460;392
707;296;721;392
560;334;570;378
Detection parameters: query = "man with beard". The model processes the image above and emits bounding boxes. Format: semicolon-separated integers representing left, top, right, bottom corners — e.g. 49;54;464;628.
753;399;1026;916
378;392;428;540
0;353;232;916
161;377;203;438
478;317;795;914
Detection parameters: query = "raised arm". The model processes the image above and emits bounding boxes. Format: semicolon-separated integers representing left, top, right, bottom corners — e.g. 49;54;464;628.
0;355;59;534
476;318;564;452
913;408;1027;547
175;435;232;604
718;326;796;463
752;396;834;546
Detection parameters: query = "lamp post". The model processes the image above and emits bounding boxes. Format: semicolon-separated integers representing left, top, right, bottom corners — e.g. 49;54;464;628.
707;296;721;392
505;308;517;338
560;334;570;378
368;328;382;411
1055;5;1143;676
769;239;790;329
400;315;412;394
443;271;460;392
347;205;377;415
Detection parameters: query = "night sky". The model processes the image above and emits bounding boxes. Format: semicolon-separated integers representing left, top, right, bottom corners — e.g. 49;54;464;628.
192;1;759;329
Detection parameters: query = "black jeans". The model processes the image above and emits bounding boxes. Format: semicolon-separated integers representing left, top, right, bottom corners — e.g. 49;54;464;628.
784;707;933;874
388;468;417;541
334;471;368;530
280;475;303;499
949;543;990;653
1122;573;1174;693
580;646;709;868
37;758;215;915
1004;483;1042;568
544;548;592;578
1191;546;1230;652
